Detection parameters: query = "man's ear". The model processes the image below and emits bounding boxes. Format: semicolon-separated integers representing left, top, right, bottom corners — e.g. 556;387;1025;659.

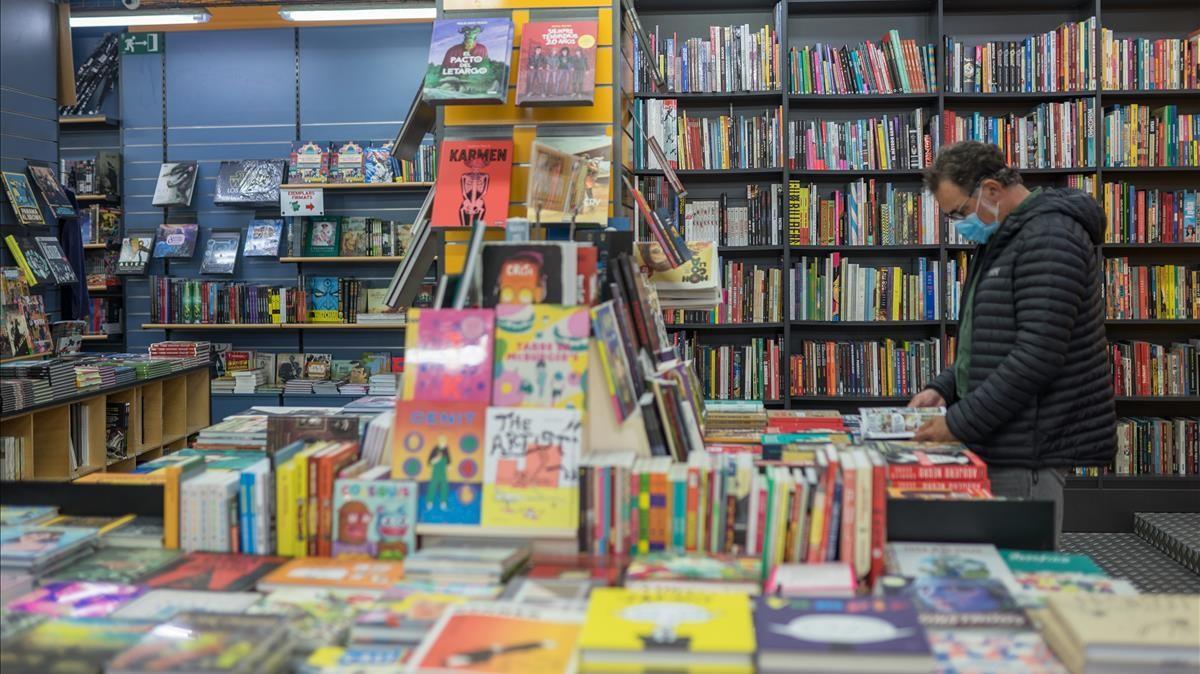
979;177;1004;199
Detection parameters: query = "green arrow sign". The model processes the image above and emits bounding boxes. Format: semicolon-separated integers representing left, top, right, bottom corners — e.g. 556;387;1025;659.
121;32;163;55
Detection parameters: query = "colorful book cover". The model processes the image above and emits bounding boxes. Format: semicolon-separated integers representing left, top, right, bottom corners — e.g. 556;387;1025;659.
392;400;486;526
4;235;54;287
579;588;755;658
308;277;342;322
151;161;199;207
1000;550;1105;576
431;139;513;227
353;592;467;640
152;223;199;259
526;136;610;224
406;602;584;674
290;140;331;184
340;217;369;256
625;553;762;587
493;303;589;410
304;353;333;379
332;479;418;560
25;160;75;218
1011;572;1138;607
46;547;181;584
116;235;152;274
479;242;576;307
258;558;407;592
0;526;97;562
305;218;342;257
755;596;931;658
516;21;598;106
304;645;411;673
423;18;514;104
482;407;583;531
364;145;394;184
7;581;146;618
590;300;638;422
0;506;58;527
244;219;284;257
277;353;306;383
0;610;46;641
329;141;366;183
1;171;44;225
886;543;1021;596
105;612;288;672
401;308;494;402
111;589;263;621
1;617;153;674
878;575;1031;629
247;588;371;652
199;230;241;274
214;159;286;204
142;552;286;592
928;631;1067;674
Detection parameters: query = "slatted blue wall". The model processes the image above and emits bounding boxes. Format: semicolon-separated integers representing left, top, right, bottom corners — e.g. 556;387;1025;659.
120;23;432;365
1;0;61;320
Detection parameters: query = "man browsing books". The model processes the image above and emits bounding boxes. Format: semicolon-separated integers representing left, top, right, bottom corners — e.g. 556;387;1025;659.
910;141;1115;545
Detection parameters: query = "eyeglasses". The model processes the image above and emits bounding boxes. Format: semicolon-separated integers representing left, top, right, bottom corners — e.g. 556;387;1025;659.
946;186;980;220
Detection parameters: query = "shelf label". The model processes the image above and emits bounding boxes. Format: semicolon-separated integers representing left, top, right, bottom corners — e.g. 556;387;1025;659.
281;187;324;216
121;32;163;55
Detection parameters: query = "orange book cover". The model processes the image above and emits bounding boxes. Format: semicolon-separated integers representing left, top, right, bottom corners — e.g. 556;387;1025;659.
318;443;360;557
431;139;513;228
258;557;405;591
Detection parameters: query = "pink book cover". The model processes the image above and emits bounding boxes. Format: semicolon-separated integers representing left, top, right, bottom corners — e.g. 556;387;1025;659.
401;308;495;402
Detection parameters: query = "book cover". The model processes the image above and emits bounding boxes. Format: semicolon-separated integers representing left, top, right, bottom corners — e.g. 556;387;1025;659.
493;303;589;410
928;631;1067;674
1043;594;1200;651
590;300;639;422
47;547;181;584
116;235;152;274
246;588;370;652
151;161;199;207
143;552;286;592
258;558;407;592
1000;550;1105;576
365;145;394;184
105;611;288;671
329;141;366;184
625;553;761;587
526;136;610;224
308;277;341;323
423;18;514;104
482;407;583;531
860;407;945;439
4;235;52;288
479;242;576;306
6;581;146;618
305;218;342;257
214;159;286;204
304;353;333;379
0;611;46;642
579;587;755;657
392;400;486;526
878;575;1030;629
277;353;306;383
0;617;153;674
431;139;513;227
243;219;284;257
516;21;598;106
352;592;467;640
1012;572;1138;606
401;308;494;402
33;236;78;284
332;479;419;560
25;160;75;218
0;526;97;563
755;596;931;657
886;543;1021;596
111;589;263;621
152;223;198;259
290;141;331;184
1;171;44;225
406;602;584;674
0;506;58;527
199;230;241;275
340;217;368;256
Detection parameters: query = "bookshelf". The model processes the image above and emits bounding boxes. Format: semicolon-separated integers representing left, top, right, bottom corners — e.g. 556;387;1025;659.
625;0;1198;493
279;182;434;191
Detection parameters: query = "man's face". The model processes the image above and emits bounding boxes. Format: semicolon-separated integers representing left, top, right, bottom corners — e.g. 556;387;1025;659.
463;31;478;49
934;178;1002;226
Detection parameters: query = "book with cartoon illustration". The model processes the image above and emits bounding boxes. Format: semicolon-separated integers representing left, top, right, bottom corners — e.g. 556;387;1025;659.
516;21;599;106
257;558;407;592
392;400;486;526
431;139;513;228
406;601;584;674
493;304;589;410
290;141;331;184
332;478;418;560
885;543;1021;596
423;18;514;104
482;407;583;531
329;141;366;183
401;308;494;402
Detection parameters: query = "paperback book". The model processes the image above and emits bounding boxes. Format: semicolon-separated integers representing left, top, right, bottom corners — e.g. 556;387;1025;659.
116;235;152;275
111;589;263;621
305;218;341;257
142;552;286;592
479;242;577;307
401;308;495;402
25;160;75;218
151;161;199;207
214;159;287;204
516;21;599;106
493;303;589;410
105;611;290;673
526;136;611;224
244;218;284;257
330;141;366;183
392;400;486;526
878;575;1031;629
423;18;514;104
861;407;946;439
0;617;153;674
6;581;146;618
199;230;241;274
886;543;1022;597
290;141;331;184
482;407;583;531
34;237;78;284
332;478;419;560
1;172;44;225
406;602;584;674
151;223;199;259
431;139;514;228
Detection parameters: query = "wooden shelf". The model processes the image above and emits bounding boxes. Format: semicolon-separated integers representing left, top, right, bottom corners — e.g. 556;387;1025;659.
279;256;405;263
83;243;110;250
80;334;114;341
0;352;50;365
59;114;120;128
281;182;433;190
75;194;119;203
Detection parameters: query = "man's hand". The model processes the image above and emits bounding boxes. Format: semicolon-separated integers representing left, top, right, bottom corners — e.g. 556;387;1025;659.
913;416;958;442
908;389;946;408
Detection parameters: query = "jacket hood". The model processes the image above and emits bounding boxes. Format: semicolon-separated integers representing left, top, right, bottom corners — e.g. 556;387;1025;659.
1003;187;1105;245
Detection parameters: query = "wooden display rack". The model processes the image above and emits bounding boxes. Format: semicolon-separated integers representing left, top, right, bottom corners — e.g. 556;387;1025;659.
0;366;210;481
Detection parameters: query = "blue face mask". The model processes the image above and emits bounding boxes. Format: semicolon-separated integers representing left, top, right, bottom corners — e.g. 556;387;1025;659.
952;187;1001;243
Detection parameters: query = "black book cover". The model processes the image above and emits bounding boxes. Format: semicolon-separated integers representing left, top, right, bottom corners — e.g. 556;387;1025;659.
214;160;286;205
34;236;77;284
16;236;56;287
478;242;567;307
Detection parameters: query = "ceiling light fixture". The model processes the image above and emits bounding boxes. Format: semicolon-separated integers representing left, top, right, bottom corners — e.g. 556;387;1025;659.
278;5;436;22
69;9;212;28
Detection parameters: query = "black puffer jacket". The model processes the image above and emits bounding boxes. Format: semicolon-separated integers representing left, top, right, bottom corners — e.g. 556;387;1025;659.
927;188;1116;468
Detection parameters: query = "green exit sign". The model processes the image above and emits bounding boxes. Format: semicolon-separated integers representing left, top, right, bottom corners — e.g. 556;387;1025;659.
121;32;163;55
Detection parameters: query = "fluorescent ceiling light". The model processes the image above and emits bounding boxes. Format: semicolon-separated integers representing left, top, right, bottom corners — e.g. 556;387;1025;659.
279;5;437;22
70;10;211;28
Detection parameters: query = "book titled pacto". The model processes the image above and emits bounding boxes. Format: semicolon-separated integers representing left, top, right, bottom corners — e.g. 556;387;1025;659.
431;139;513;228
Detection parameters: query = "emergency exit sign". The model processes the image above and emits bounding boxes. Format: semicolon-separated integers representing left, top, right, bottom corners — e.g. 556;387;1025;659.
121;32;163;55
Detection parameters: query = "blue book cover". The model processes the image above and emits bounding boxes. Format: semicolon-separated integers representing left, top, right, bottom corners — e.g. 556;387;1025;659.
307;276;341;323
423;18;513;104
0;526;97;562
332;479;418;560
755;596;931;656
878;575;1030;629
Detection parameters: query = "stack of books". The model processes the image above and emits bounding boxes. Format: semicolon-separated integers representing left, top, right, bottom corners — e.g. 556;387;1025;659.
191;416;269;451
0;359;76;398
1037;594;1199;674
148;340;212;370
0;377;51;414
0;525;101;576
284;379;319;395
234;369;265;394
368;373;399;395
404;545;531;589
209;375;237;394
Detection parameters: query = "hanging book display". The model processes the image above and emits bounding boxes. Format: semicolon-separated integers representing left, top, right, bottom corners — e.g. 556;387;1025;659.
527;136;611;224
431;139;513;228
1;172;45;226
423;18;514;104
516;20;599;106
25;160;75;218
151;161;199;208
214;160;287;205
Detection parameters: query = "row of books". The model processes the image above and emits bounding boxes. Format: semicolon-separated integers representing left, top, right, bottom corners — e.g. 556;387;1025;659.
672;336;784;402
77;204;121;245
85;249;118;289
633;20;782;93
1100;30;1199;92
86;297;122;337
1110;339;1198;397
788;180;939;246
676;107;785;170
1113;416;1199;476
790;338;942;398
146;276;393;325
790;255;941;322
0;436;26;481
787;109;932;172
1102;104;1199;167
682;185;784;247
210;349;399;394
1100;183;1199;243
937;100;1097;169
292;217;413;258
287;140;436;184
60;151;120;197
1103;259;1199;320
667;260;783;324
943;17;1097;93
788;31;935;96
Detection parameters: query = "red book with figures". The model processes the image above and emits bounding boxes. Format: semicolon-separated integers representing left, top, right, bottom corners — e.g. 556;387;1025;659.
516;20;599;106
431;139;513;228
142;552;286;592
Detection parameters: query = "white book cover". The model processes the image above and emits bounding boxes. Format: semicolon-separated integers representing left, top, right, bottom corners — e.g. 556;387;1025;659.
112;588;260;621
886;543;1021;596
481;407;583;532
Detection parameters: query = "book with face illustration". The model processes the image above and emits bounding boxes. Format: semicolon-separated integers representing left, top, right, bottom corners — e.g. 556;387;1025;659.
1;171;44;225
405;601;584;674
151;161;199;207
117;235;153;274
481;407;583;531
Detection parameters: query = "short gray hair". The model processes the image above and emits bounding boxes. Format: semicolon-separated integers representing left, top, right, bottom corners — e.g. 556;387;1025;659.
923;141;1023;193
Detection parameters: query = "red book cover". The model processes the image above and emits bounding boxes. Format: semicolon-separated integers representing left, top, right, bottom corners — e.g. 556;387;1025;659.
143;552;286;591
576;244;598;306
888;479;992;492
840;458;857;571
868;450;887;584
431;139;513;228
516;20;599;107
318;443;360;557
878;445;988;482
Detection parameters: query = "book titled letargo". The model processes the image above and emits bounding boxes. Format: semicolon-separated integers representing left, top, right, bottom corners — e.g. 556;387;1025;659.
423;18;514;104
860;406;946;439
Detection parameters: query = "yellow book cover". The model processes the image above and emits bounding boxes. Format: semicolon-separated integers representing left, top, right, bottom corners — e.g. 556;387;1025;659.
275;458;295;556
45;513;135;534
3;235;36;285
294;443;326;557
481;407;583;531
1048;594;1200;652
579;587;754;661
493;304;589;410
